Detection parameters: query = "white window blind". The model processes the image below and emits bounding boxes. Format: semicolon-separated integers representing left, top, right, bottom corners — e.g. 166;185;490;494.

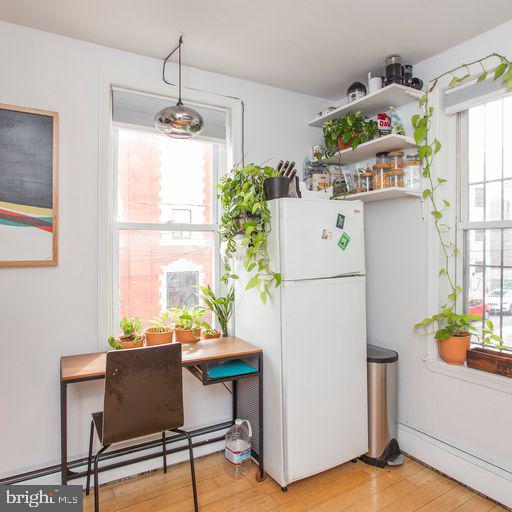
112;88;227;140
444;75;507;115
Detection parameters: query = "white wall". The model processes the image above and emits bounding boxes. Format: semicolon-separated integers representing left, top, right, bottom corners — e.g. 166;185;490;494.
366;19;512;507
0;21;326;483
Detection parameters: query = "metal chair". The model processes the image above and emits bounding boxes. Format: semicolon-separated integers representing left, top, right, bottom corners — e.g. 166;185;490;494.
85;344;199;512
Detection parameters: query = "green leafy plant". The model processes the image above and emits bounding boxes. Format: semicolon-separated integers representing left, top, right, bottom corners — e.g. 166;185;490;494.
171;307;205;331
323;111;378;151
150;311;173;333
196;285;234;336
218;163;282;303
120;317;142;337
108;316;143;350
413;53;511;348
415;307;502;346
200;320;218;336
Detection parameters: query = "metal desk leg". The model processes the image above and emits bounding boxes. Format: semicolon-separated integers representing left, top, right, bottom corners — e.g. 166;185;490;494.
60;381;68;485
233;380;237;421
257;354;265;481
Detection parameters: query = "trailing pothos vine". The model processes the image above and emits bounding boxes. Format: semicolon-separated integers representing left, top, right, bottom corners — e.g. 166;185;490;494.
414;53;512;347
218;163;281;304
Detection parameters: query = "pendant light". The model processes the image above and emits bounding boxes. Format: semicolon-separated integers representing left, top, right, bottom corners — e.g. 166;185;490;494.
154;36;204;138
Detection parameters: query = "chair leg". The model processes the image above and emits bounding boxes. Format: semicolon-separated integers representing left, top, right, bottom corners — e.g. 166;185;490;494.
93;445;110;512
85;421;94;495
172;429;198;512
162;432;167;474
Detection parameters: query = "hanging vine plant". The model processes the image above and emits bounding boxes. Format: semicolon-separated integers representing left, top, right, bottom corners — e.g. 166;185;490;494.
218;163;282;304
414;53;512;350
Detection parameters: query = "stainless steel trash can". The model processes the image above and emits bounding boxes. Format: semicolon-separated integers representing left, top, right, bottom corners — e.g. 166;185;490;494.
360;344;404;468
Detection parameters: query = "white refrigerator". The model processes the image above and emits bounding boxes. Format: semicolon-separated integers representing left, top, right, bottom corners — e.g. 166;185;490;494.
234;198;368;488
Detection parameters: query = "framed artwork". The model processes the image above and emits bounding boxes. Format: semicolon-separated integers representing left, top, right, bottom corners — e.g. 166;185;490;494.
0;103;58;266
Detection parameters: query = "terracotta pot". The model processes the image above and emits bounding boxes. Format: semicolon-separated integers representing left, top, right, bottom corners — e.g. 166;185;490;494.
338;132;360;151
145;328;173;346
203;330;221;340
437;334;471;365
117;336;143;350
175;328;201;343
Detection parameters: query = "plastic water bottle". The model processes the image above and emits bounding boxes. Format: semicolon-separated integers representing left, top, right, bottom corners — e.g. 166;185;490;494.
224;419;252;478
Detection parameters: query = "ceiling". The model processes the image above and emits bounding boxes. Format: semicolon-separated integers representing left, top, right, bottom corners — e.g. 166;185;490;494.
1;0;512;99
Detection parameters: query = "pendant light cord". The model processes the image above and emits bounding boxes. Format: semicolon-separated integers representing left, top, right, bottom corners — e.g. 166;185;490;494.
161;36;246;166
178;36;183;106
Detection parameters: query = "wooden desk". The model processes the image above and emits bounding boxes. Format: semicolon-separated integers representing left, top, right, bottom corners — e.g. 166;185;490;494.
61;337;262;382
60;337;264;484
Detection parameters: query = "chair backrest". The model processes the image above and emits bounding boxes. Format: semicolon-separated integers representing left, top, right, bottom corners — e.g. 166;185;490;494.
102;343;183;445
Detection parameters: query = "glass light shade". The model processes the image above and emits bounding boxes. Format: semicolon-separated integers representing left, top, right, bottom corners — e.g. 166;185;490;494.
154;104;204;138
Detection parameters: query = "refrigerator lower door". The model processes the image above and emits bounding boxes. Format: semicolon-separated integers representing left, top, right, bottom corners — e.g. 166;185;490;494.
268;198;365;281
282;276;368;484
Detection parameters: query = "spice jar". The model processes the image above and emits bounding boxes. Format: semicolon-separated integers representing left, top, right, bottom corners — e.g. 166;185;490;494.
384;169;405;188
388;150;404;170
373;162;392;189
358;166;373;193
403;154;421;189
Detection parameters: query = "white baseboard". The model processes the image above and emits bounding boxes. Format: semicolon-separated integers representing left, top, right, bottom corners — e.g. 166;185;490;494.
398;424;512;508
20;440;224;487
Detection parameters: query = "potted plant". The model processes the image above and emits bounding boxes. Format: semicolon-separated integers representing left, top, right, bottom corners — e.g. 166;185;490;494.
412;53;511;369
196;285;234;337
108;317;144;350
323;111;378;151
145;311;174;346
172;307;204;343
201;321;221;339
218;163;282;303
415;307;500;365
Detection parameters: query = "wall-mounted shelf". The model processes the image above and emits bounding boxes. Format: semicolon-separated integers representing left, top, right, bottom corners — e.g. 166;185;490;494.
321;134;416;165
342;187;422;203
309;84;424;127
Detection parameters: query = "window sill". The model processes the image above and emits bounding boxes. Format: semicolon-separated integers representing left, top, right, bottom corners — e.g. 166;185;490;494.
424;356;512;394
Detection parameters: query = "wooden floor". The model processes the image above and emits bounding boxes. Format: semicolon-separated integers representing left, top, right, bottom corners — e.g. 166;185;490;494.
84;452;509;512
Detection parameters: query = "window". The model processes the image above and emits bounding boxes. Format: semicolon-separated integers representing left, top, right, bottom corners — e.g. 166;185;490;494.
112;126;224;327
460;95;512;349
167;271;199;308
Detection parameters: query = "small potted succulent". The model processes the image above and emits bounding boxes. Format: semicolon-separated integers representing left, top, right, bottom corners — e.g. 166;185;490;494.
108;317;144;350
172;307;204;343
201;321;221;339
145;311;174;346
323;111;378;151
196;285;234;337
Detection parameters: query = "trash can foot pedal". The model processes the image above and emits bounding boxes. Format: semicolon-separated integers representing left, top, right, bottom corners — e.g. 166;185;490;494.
387;453;405;466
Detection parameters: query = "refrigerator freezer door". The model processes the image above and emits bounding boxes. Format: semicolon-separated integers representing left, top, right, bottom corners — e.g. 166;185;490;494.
270;198;365;281
282;276;368;484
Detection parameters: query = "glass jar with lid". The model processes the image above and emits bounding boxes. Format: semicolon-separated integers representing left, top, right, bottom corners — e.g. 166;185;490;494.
403;154;421;189
358;166;373;193
388;150;404;170
376;152;389;165
373;162;391;190
384;169;405;188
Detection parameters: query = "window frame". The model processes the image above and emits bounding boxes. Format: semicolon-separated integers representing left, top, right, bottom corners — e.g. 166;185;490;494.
110;120;225;330
457;98;512;350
